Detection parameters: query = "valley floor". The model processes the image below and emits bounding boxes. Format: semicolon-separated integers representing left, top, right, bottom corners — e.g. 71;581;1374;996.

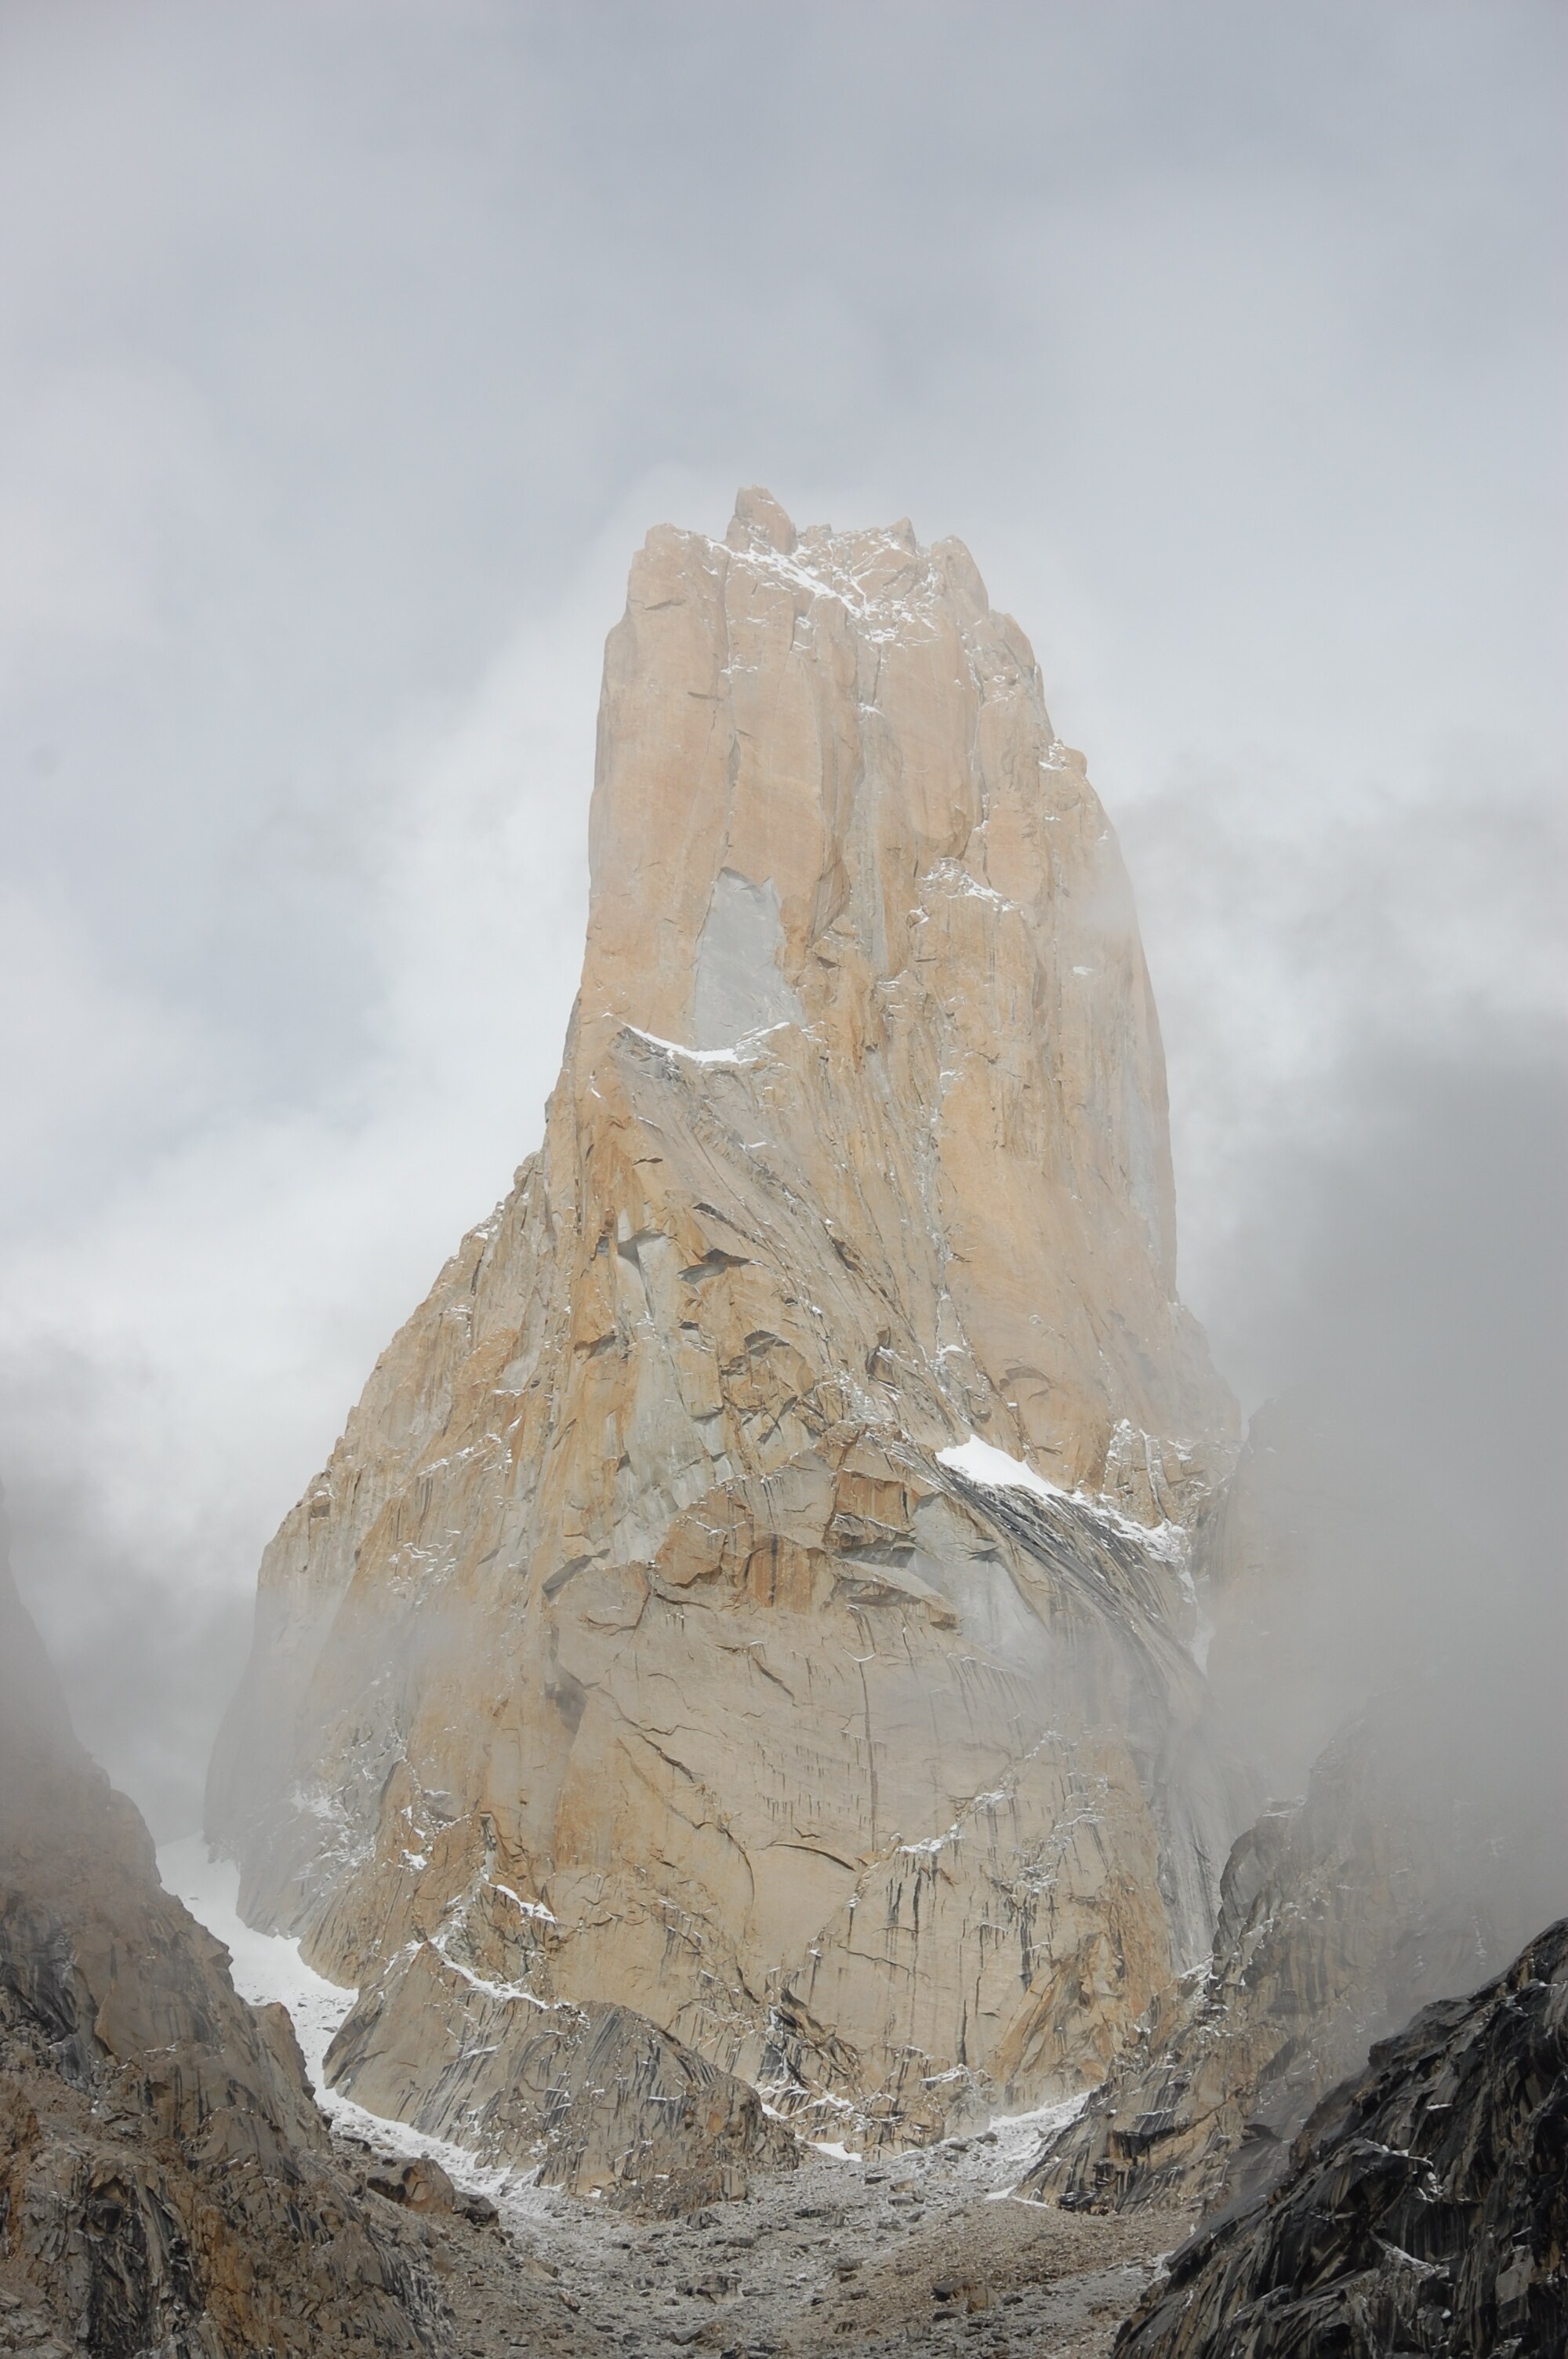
466;2132;1188;2359
158;1838;1185;2359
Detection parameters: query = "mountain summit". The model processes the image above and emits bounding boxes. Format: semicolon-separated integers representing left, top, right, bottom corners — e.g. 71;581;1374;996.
209;493;1240;2182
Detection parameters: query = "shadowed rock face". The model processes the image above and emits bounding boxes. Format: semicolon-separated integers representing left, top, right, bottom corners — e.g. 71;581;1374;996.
1021;1705;1546;2221
208;490;1243;2160
1113;1917;1568;2359
0;1513;447;2356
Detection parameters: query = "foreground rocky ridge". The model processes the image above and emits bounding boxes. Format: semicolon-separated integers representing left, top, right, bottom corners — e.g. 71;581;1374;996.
209;489;1243;2165
0;1517;592;2357
1114;1916;1568;2357
329;1974;798;2211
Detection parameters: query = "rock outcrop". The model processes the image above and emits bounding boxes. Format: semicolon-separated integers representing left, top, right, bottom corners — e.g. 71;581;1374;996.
0;1506;451;2355
1113;1917;1568;2358
328;1966;796;2212
209;490;1243;2161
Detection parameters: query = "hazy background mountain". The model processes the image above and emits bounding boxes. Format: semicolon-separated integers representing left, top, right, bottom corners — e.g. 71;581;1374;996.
0;0;1562;1834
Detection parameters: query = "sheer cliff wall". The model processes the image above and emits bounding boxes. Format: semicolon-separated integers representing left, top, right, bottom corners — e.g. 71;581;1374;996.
209;490;1241;2157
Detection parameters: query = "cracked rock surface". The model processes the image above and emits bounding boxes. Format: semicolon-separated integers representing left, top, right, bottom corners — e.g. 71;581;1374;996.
207;489;1244;2170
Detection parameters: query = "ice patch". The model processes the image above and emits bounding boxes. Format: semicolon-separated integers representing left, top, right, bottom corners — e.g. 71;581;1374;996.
620;1020;791;1067
157;1834;356;2098
622;1024;743;1066
920;856;1016;914
937;1435;1186;1565
429;1932;556;2010
979;2092;1092;2201
492;1880;556;1924
937;1436;1066;1506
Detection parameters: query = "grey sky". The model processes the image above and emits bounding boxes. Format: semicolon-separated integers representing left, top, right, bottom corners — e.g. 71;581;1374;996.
0;2;1562;1832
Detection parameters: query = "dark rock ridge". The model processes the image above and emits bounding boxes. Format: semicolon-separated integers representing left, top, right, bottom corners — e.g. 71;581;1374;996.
0;1504;552;2356
1112;1916;1568;2358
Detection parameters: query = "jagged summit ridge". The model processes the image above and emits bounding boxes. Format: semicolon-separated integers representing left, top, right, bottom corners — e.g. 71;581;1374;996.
721;486;985;641
209;492;1243;2172
580;487;1226;1492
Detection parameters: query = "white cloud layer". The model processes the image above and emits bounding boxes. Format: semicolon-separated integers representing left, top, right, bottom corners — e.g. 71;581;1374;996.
0;2;1561;1830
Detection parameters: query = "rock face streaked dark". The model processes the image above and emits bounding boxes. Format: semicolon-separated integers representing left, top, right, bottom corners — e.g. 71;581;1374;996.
1112;1917;1568;2359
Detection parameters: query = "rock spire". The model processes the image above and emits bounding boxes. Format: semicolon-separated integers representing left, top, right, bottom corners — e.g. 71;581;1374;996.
209;493;1241;2169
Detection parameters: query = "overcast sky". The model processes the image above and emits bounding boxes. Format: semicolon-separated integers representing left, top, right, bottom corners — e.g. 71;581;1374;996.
1;1;1563;1834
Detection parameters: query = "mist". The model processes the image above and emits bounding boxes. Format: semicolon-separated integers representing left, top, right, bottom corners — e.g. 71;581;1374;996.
1200;1020;1568;1935
0;2;1563;1845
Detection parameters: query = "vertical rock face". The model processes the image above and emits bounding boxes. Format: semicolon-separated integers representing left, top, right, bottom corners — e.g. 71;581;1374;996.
209;493;1241;2160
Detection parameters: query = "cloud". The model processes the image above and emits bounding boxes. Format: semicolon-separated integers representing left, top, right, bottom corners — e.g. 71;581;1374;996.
1198;1017;1568;1945
0;2;1560;1830
1115;740;1566;1383
0;551;612;1826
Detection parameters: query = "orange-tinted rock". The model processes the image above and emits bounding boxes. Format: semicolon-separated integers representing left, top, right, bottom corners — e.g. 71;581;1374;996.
209;494;1241;2159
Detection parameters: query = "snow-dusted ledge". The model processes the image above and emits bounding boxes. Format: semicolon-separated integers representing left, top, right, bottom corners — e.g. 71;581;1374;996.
936;1435;1067;1505
619;1020;791;1067
936;1434;1188;1571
